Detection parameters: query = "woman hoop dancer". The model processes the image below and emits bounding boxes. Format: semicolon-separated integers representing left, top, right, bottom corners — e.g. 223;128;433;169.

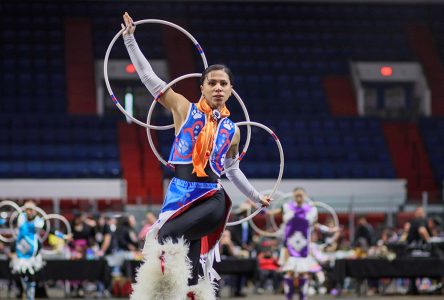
121;12;270;300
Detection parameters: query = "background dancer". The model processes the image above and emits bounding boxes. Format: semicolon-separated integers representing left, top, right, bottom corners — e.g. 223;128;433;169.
10;201;45;300
270;188;335;300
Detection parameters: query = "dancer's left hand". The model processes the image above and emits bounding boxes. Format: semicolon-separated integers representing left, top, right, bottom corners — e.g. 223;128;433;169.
259;195;271;207
65;233;73;241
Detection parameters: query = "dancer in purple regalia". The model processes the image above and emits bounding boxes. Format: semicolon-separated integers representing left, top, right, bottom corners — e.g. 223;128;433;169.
279;188;319;300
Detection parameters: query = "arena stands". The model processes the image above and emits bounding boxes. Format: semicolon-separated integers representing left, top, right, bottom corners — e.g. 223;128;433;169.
1;1;443;204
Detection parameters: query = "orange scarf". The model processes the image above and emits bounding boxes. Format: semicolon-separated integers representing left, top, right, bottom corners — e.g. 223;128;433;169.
192;97;230;177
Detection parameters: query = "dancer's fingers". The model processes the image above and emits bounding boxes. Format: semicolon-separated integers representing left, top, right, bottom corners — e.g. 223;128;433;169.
260;197;271;207
124;12;133;26
123;13;130;27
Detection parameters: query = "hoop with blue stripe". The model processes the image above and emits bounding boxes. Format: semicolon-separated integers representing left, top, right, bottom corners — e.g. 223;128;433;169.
104;19;209;129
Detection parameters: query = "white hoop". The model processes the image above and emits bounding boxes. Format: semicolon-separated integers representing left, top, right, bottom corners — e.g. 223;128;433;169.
247;190;286;237
41;214;72;255
304;199;339;248
311;201;340;231
267;193;339;230
249;193;339;238
104;19;208;129
0;200;22;243
247;206;283;237
226;121;284;226
145;73;252;172
9;204;51;242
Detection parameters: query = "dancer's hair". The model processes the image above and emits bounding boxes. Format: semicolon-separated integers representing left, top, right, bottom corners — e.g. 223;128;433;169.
24;199;36;207
200;64;234;85
293;187;306;193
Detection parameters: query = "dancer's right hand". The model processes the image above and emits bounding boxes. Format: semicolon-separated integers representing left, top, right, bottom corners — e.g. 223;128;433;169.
122;12;135;37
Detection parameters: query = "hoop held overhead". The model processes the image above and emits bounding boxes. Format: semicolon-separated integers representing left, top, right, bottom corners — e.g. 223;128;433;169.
104;19;208;129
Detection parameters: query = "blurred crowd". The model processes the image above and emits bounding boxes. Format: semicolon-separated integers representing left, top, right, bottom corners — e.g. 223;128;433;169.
0;203;443;298
217;205;444;297
0;209;157;298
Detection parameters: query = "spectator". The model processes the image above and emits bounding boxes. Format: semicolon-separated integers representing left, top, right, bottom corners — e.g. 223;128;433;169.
70;211;94;259
69;211;96;297
427;216;442;238
354;216;374;247
227;203;257;297
93;213;113;257
379;227;399;245
104;215;127;278
220;229;236;257
399;222;411;242
406;207;430;244
427;216;444;260
255;239;281;294
229;202;254;255
115;215;139;252
107;215;140;297
404;207;432;295
106;216;118;251
137;212;157;242
219;229;249;297
93;213;113;298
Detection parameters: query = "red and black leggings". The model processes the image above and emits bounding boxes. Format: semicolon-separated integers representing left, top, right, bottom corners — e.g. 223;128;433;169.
158;189;226;285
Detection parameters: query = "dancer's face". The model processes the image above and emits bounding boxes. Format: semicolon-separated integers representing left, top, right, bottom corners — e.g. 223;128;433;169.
293;191;305;205
25;207;35;219
200;70;232;110
24;201;36;219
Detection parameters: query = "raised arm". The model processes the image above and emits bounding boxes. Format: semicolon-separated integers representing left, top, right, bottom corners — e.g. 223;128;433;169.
122;12;189;132
224;127;271;207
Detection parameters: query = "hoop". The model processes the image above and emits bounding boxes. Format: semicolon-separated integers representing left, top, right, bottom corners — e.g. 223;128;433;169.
248;193;339;238
311;201;339;231
41;214;72;255
226;121;284;226
247;190;286;237
9;204;51;242
0;200;23;243
104;19;208;129
247;204;283;237
145;73;252;172
268;193;339;230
